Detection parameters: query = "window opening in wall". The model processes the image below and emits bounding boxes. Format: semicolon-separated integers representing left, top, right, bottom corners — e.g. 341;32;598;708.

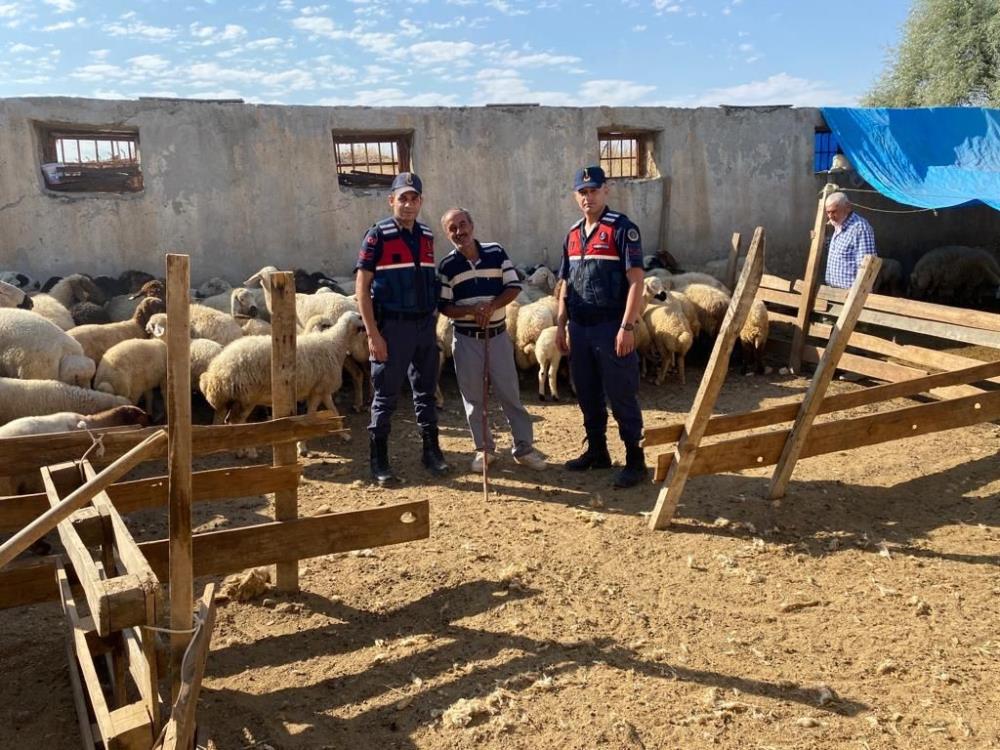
333;133;411;188
40;128;143;193
814;128;840;173
598;130;654;179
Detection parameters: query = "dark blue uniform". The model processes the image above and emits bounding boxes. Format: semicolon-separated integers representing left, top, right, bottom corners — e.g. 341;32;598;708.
356;216;439;439
558;206;644;445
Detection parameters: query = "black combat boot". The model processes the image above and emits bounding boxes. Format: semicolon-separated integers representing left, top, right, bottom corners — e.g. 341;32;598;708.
564;432;612;471
613;443;648;488
420;425;450;475
369;434;397;486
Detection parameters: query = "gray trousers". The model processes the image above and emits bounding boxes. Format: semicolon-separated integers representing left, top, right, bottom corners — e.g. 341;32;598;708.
452;329;534;455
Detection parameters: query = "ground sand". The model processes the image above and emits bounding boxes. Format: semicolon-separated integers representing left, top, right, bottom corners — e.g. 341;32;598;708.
1;364;997;750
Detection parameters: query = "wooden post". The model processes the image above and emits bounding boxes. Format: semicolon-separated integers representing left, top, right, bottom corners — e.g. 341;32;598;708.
166;253;193;701
648;226;765;531
789;183;835;373
768;255;881;499
269;271;299;592
0;429;167;570
725;232;742;292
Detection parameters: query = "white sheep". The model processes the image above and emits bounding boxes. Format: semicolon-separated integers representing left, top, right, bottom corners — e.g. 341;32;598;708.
517;266;557;303
303;311;369;413
0;308;96;386
0;377;130;425
190;338;224;389
94;338;168;412
641;293;694;385
434;313;454;409
524;325;569;400
679;283;731;339
663;271;730;295
200;310;365;457
738;300;770;375
195;277;232;299
909;246;1000;301
69;296;165;366
144;304;243;347
0;280;33;310
0;405;150;438
514;296;557;370
245;265;357;331
104;278;165;322
240;317;272;336
0;271;40;292
31;274;106;330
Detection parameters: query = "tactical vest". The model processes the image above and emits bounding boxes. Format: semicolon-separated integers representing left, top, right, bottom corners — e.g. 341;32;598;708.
564;210;628;316
370;218;437;313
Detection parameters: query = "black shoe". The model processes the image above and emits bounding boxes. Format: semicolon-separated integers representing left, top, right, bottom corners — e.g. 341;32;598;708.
420;425;450;476
564;433;612;471
613;443;648;488
369;434;397;486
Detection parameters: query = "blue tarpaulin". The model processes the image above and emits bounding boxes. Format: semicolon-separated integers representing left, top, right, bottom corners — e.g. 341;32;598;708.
820;107;1000;211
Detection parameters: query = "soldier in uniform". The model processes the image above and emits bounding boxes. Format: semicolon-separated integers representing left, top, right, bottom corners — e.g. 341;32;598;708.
356;172;449;485
555;165;648;488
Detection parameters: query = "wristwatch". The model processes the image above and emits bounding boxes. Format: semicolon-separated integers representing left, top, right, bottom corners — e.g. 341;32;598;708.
620;322;635;332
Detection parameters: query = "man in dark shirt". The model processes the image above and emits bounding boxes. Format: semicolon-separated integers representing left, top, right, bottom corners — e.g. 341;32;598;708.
556;166;647;488
355;172;449;485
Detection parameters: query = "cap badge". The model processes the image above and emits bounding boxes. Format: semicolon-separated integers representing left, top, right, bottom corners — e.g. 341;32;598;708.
582;168;591;182
404;173;413;186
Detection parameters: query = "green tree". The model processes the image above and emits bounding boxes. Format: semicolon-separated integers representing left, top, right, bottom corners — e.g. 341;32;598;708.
864;0;1000;107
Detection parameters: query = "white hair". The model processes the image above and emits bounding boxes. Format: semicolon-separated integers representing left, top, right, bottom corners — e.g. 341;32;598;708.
825;191;850;209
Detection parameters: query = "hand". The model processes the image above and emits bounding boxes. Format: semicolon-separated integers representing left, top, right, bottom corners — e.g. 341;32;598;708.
368;331;388;362
474;301;493;329
615;328;635;357
556;324;570;354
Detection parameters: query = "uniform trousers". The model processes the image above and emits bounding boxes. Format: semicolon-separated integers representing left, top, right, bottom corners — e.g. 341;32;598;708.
368;315;439;439
452;329;534;456
567;319;643;444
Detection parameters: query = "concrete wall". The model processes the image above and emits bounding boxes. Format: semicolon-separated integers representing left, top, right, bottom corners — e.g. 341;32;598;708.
2;97;998;285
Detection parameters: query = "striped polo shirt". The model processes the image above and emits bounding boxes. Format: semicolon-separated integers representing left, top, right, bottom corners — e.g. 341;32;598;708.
437;241;522;333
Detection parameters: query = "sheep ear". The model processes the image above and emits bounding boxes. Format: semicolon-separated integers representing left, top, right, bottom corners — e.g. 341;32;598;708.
153;322;165;337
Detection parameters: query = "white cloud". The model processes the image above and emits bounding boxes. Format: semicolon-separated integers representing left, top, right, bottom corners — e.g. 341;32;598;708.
9;42;37;52
128;54;171;74
41;19;77;31
578;79;656;105
632;24;646;31
190;22;247;43
407;40;476;64
70;63;127;81
0;4;22;18
318;87;459;106
504;51;580;68
107;19;176;40
277;0;295;9
291;14;348;39
685;73;856;107
244;36;284;49
90;48;109;59
42;0;75;12
486;0;528;15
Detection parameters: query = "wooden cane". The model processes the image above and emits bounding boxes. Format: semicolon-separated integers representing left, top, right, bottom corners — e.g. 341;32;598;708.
481;322;491;502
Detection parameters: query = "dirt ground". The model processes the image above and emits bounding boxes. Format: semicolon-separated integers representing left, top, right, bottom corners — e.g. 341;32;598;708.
1;359;998;750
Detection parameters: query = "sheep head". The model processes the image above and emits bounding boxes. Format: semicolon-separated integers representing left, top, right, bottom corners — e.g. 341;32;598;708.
129;279;165;300
0;280;31;310
134;296;167;328
230;288;258;319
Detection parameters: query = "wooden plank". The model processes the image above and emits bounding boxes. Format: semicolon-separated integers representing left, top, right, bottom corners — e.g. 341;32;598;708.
725;232;741;291
648;227;765;530
756;286;830;312
141;500;431;580
789;183;834;373
0;430;167;570
643;358;1000;449
808;279;1000;333
42;465;148;636
654;389;1000;478
0;502;431;610
769;255;881;499
0;414;343;477
123;615;159;738
166;252;194;702
760;274;796;292
159;583;218;750
269;271;299;592
0;464;301;534
82;461;159;585
57;563;154;750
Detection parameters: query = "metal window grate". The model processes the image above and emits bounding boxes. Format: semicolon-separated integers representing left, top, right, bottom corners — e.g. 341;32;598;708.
599;132;640;178
333;135;411;188
814;129;839;172
41;129;143;193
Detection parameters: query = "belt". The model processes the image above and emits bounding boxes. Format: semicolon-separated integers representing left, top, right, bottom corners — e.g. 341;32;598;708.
568;309;624;326
455;325;506;339
379;310;434;321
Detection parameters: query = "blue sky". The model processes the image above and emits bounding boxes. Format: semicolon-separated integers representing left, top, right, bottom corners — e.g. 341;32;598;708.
0;0;912;106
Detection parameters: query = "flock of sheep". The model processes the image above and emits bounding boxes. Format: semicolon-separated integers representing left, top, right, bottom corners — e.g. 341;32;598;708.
0;240;995;451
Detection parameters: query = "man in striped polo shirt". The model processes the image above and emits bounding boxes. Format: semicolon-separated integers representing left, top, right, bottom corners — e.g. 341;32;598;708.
437;207;547;473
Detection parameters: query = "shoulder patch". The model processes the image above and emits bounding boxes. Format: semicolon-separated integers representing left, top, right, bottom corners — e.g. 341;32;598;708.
626;227;640;242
